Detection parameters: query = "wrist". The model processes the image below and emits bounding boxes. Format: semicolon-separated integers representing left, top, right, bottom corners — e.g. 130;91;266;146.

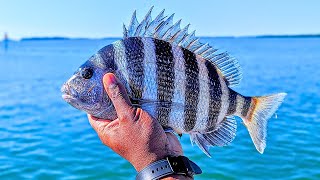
131;131;183;171
131;151;170;172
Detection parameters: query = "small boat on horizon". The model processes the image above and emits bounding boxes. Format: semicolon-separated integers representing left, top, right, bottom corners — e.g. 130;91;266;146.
3;32;9;52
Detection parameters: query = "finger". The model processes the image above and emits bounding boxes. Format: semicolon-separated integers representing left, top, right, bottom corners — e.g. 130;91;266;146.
87;114;112;132
88;114;113;123
166;132;183;156
103;73;135;120
87;114;120;146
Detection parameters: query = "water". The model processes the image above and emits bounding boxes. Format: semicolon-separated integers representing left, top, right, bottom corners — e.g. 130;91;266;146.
0;37;319;179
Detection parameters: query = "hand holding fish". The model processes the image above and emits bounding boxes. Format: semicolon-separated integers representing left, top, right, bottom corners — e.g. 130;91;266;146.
88;73;191;179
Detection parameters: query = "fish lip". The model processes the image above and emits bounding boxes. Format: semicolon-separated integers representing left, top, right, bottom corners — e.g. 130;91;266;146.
62;94;77;102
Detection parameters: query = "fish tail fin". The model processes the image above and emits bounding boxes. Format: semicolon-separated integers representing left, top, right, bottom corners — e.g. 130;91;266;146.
241;93;286;154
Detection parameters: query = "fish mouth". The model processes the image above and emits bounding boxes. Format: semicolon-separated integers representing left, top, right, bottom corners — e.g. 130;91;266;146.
61;93;84;111
62;94;76;101
61;83;78;102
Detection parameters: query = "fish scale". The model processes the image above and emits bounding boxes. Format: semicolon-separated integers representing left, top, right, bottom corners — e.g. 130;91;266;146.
61;7;286;157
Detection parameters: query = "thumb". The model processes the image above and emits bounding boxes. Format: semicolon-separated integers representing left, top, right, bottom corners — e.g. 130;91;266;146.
103;73;135;120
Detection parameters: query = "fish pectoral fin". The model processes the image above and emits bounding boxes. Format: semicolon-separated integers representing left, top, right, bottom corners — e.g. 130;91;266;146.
137;99;185;120
138;99;185;108
138;99;185;112
190;117;237;157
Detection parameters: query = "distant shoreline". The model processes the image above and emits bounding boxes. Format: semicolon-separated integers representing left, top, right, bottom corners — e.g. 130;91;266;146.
19;37;121;41
254;34;320;38
4;34;320;41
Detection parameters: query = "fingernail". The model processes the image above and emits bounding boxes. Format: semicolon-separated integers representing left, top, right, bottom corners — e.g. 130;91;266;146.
105;73;117;89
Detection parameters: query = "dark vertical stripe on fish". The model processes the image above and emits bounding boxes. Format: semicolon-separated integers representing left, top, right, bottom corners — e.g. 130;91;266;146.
241;96;252;117
123;37;145;99
205;61;222;131
227;89;238;116
154;39;175;126
98;44;117;70
182;48;199;132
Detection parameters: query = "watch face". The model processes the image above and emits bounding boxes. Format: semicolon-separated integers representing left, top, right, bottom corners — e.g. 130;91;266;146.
167;156;191;174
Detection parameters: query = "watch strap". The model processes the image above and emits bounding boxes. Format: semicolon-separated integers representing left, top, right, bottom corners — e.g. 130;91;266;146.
136;159;173;180
136;156;202;180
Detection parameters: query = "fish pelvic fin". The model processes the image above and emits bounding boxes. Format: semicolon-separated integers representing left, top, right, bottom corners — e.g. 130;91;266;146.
190;132;212;157
190;117;237;157
241;93;286;154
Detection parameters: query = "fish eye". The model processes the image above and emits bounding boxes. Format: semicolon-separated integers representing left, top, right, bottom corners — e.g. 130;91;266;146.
81;68;94;79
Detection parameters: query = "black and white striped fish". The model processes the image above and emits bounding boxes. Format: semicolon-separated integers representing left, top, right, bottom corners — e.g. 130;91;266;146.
61;7;286;157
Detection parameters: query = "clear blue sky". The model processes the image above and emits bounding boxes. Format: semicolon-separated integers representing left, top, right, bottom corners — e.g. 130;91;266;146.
0;0;319;40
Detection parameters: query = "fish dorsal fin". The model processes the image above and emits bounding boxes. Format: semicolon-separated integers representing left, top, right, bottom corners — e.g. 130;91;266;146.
123;7;242;87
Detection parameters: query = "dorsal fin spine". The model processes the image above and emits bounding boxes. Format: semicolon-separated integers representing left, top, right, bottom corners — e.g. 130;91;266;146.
201;47;215;57
169;30;182;42
123;24;128;38
179;30;196;48
190;40;203;51
194;43;210;54
145;9;165;36
163;19;181;41
134;6;153;36
186;39;200;50
156;13;175;38
202;48;218;58
172;24;190;44
127;10;139;36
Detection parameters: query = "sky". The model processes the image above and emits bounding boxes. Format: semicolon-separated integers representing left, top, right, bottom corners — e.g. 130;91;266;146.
0;0;319;40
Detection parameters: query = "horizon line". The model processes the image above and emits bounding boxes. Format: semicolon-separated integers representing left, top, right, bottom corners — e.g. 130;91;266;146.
2;33;320;41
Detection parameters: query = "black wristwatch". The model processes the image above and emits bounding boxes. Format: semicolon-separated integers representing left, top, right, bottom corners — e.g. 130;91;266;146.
136;156;202;180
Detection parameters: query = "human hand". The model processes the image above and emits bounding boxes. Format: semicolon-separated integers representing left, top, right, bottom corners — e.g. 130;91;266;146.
87;73;183;172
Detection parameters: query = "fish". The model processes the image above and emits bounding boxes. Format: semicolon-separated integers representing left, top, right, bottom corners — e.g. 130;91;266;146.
61;7;286;157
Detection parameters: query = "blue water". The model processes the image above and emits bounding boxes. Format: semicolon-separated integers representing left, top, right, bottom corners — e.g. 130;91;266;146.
0;37;319;179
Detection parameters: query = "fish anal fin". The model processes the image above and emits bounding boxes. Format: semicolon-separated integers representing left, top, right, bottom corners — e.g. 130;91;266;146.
203;117;237;147
189;117;237;157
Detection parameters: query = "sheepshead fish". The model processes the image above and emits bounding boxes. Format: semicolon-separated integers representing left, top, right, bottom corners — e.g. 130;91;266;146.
61;7;286;157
